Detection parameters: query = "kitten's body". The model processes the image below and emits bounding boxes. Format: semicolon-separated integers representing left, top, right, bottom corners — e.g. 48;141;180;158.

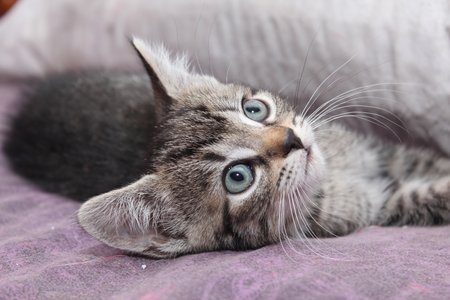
314;128;450;236
4;39;450;257
5;73;157;200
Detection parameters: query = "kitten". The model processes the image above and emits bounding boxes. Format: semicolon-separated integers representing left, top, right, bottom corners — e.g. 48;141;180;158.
4;38;450;258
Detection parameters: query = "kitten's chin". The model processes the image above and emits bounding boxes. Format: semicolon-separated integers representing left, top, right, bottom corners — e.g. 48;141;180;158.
290;120;326;193
277;146;326;239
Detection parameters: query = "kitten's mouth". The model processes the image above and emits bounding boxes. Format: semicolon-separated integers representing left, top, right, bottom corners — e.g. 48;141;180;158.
278;149;310;191
295;147;315;186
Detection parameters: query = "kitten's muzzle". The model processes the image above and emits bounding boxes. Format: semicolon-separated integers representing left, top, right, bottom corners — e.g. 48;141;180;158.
284;128;304;157
262;126;304;158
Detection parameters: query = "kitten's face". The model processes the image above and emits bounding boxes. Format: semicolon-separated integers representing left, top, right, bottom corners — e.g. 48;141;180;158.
78;38;325;258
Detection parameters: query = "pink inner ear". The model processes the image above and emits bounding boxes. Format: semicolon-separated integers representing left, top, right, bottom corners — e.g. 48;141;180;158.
78;174;172;254
116;225;169;247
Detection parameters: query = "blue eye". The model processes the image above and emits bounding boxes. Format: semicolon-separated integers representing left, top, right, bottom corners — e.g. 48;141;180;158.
243;99;269;122
224;164;254;194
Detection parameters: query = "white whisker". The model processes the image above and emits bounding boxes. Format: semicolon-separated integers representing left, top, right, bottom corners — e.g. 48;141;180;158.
308;92;403;126
312;106;406;133
289;191;335;258
312;112;403;141
308;87;409;126
225;61;232;85
294;32;318;102
301;55;357;119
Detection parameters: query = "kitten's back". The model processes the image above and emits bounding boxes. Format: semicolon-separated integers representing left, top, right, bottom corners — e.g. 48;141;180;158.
3;73;158;201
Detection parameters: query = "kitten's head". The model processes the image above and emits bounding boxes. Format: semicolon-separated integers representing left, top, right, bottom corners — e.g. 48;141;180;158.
78;38;325;258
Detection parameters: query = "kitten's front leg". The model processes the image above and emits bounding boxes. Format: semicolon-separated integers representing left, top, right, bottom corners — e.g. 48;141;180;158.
376;175;450;226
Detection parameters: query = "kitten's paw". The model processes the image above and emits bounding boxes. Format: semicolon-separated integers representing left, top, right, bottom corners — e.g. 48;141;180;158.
377;176;450;226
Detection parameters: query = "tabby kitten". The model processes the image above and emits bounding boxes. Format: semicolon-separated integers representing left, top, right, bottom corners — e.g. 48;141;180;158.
5;38;450;258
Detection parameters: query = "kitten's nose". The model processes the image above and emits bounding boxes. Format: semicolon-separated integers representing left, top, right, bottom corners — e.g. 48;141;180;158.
283;128;304;156
261;126;304;158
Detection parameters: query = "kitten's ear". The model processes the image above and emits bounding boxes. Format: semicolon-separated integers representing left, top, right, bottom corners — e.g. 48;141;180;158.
131;37;193;117
78;175;187;258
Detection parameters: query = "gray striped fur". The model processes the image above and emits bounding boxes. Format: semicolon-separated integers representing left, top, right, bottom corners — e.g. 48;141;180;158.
6;39;450;258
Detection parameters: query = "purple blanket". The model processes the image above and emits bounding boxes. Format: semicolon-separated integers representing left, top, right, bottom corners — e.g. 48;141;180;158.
0;84;449;299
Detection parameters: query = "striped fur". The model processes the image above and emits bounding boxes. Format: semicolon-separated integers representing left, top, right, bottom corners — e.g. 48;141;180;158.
5;39;450;258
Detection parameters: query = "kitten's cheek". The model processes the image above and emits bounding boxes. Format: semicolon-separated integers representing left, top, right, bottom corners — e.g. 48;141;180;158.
296;149;309;168
306;147;314;164
308;145;326;181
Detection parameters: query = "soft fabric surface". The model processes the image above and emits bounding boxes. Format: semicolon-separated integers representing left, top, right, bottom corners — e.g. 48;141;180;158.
1;0;450;299
0;88;449;299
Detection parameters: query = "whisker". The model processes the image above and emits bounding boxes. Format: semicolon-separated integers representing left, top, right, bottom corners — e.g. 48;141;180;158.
277;77;302;95
311;104;407;134
302;179;366;226
278;193;290;258
317;81;416;104
308;85;411;124
308;97;405;128
281;171;336;259
294;32;318;103
192;7;206;75
311;112;403;141
293;187;339;239
286;192;323;257
301;54;357;120
225;61;232;85
289;190;337;258
278;192;298;261
287;179;348;259
301;59;395;112
207;16;219;77
281;193;303;261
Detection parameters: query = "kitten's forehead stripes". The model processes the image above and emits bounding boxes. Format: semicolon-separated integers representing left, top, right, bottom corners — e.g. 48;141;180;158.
203;152;226;162
155;106;230;164
191;105;209;112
